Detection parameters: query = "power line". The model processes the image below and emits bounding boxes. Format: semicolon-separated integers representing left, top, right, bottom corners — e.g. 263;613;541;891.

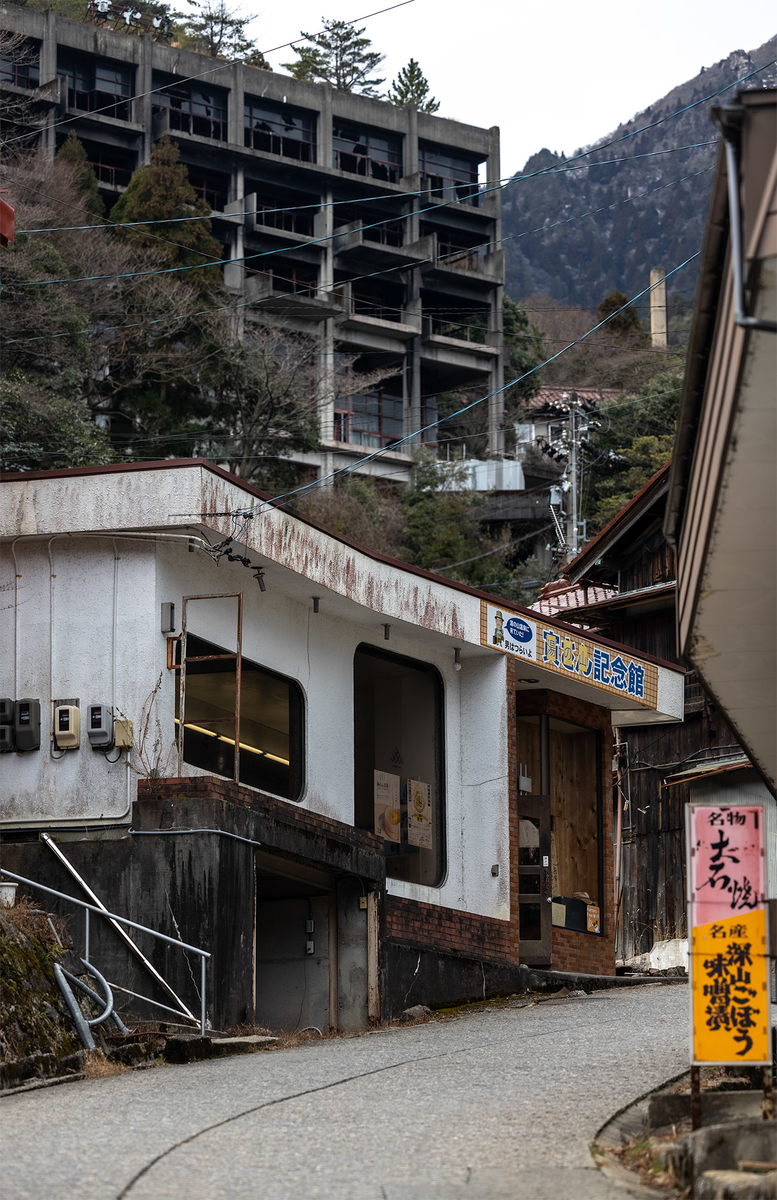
203;254;698;542
0;0;417;150
13;136;718;237
3;160;714;304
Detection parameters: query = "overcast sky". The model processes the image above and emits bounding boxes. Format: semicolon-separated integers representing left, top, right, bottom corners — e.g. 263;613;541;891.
248;0;776;175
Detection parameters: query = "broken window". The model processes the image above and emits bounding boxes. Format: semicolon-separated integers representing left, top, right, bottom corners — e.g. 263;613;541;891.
59;53;133;120
332;122;402;183
354;644;445;886
244;97;316;161
419;143;482;206
175;633;304;800
152;73;227;140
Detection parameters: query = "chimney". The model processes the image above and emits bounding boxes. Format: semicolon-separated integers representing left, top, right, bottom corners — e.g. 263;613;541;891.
650;267;667;349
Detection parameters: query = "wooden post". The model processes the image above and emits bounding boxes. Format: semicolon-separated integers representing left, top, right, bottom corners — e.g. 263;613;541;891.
690;1065;701;1131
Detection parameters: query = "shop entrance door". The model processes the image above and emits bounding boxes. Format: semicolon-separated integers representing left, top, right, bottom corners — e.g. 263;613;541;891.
516;795;552;965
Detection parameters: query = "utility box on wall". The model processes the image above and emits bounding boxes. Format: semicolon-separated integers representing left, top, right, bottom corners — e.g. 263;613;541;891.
14;699;40;752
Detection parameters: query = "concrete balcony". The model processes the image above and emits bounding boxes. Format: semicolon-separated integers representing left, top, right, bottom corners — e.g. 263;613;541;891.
333;222;433;272
242;271;343;321
420;316;499;382
335;282;420;352
421;235;503;292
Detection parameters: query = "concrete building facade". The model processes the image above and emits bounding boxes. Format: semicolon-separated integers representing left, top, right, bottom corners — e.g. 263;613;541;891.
0;460;684;1030
0;5;505;481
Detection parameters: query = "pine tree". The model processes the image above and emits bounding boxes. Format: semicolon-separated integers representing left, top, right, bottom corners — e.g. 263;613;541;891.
387;59;439;113
56;133;104;219
110;136;223;288
173;0;269;63
282;19;384;96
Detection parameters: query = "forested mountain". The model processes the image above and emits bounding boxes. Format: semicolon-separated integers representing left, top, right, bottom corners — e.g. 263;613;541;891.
502;36;777;317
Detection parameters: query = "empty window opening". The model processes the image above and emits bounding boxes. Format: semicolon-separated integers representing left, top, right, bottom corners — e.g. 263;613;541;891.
354;644;445;886
246;180;318;237
58;53;133;120
186;166;230;211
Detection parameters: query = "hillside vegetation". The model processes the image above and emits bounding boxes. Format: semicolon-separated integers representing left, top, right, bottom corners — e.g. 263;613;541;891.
502;36;777;319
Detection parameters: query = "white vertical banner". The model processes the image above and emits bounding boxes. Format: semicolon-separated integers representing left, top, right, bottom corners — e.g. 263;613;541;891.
407;778;432;849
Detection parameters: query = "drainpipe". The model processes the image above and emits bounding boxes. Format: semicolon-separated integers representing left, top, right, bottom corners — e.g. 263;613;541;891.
714;107;777;334
10;538;21;698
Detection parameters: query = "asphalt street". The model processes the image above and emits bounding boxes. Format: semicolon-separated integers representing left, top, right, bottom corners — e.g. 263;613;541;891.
1;982;689;1200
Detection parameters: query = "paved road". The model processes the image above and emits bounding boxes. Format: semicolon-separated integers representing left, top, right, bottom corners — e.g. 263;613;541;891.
1;983;689;1200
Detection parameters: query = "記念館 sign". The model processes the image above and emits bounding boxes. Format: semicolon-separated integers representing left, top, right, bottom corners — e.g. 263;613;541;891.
481;601;658;708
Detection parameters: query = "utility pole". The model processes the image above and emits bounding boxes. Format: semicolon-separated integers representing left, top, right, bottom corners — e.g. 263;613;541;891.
569;401;578;555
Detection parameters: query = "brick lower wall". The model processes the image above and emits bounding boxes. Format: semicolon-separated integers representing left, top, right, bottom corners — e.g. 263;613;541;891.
385;896;512;964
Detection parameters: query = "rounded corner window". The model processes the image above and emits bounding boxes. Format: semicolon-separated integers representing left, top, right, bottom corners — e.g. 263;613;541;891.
353;643;445;886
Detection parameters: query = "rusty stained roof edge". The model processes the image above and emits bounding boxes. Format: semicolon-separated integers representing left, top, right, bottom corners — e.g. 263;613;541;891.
0;456;686;674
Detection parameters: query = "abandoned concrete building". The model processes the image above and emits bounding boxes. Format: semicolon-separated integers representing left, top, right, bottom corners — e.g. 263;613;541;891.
0;460;685;1030
0;4;505;482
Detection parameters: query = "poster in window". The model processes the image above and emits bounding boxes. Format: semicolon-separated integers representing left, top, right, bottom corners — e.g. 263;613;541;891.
374;770;401;843
687;804;770;1065
407;778;432;849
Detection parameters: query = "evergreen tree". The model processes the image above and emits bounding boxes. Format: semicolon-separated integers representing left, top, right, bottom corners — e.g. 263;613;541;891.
282;18;384;96
595;288;647;340
55;133;104;219
173;0;269;63
109;136;223;288
387;58;439;113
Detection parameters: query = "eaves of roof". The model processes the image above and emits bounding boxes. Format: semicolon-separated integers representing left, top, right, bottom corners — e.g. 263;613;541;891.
664;755;752;786
0;457;686;674
565;462;671;584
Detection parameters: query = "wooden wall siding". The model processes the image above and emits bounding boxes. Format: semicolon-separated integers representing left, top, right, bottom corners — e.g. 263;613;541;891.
619;540;676;594
550;725;598;900
516;717;542;791
617;702;742;959
601;611;681;667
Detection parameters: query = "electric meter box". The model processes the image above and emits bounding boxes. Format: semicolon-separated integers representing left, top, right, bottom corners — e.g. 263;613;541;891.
14;699;41;751
0;699;13;724
86;704;113;748
0;725;13;752
54;705;80;750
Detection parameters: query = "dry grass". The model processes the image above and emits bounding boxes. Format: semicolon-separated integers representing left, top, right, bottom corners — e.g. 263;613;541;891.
82;1051;131;1079
600;1135;683;1194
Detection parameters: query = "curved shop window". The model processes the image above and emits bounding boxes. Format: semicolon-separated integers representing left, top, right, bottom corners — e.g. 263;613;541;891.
175;634;304;800
354;644;445;886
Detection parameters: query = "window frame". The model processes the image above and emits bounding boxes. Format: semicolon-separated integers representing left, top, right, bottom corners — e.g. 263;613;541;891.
418;142;483;207
332;121;402;183
353;642;446;887
152;73;228;141
58;53;133;121
175;631;305;802
244;95;317;162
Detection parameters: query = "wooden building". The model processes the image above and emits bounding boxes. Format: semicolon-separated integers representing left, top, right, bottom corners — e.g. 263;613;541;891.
534;464;746;959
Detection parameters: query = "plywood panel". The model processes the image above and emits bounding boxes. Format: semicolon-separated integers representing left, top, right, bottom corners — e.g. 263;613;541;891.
550;725;598;900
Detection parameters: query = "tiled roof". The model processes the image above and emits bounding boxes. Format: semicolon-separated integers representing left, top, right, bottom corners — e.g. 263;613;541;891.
530;576;617;617
521;387;624;416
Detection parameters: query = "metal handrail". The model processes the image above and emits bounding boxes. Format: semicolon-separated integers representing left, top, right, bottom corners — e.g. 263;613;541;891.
0;868;210;1034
